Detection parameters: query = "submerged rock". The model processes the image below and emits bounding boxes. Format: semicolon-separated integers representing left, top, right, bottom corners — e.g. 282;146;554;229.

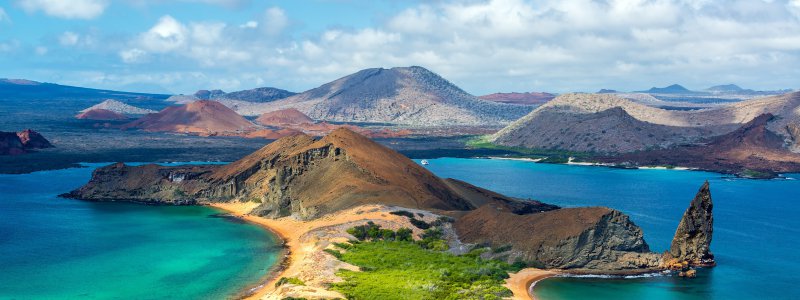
668;181;715;267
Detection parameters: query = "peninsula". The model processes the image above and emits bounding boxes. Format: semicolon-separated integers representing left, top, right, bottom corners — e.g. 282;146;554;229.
63;128;714;299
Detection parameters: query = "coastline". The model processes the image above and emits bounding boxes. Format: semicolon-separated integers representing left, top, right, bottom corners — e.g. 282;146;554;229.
505;268;558;300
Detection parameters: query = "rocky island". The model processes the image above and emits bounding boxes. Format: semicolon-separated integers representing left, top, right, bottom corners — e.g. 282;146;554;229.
63;128;715;299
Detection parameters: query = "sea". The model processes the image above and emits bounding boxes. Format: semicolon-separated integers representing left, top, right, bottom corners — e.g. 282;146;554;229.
0;163;281;299
420;158;800;300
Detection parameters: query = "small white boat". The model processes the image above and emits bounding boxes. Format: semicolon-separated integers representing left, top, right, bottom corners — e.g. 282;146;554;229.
420;160;429;165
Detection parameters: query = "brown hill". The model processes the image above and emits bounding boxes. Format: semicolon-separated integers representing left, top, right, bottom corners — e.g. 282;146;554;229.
479;92;555;105
1;129;53;155
602;114;800;177
76;109;130;120
255;108;313;126
65;128;555;219
121;100;256;134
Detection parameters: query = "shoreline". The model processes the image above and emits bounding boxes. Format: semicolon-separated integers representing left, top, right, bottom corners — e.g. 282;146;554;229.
505;268;558;300
207;203;292;300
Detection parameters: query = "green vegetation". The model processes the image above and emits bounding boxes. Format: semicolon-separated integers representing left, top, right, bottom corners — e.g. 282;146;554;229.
330;223;520;300
740;169;773;179
275;277;305;288
465;135;592;163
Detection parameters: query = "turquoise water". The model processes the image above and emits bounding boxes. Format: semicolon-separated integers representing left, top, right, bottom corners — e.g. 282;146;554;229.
0;164;281;299
420;158;800;300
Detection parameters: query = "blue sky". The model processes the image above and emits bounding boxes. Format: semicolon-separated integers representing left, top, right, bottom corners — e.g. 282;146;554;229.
1;0;800;95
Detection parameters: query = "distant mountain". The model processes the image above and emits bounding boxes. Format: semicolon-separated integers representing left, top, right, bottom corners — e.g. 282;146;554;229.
80;99;156;115
640;84;698;94
597;89;618;94
222;87;296;103
194;89;226;100
121;100;256;135
0;78;168;101
490;94;720;153
239;66;532;126
478;92;555;105
706;84;745;93
255;108;314;126
76;109;130;120
604;113;800;177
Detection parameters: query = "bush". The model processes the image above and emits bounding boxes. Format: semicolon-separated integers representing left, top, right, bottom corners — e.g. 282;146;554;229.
275;277;305;288
323;249;343;259
389;210;415;218
409;218;431;230
395;228;413;242
492;244;513;254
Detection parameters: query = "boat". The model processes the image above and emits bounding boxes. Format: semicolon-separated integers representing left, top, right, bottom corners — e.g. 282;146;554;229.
420;160;429;165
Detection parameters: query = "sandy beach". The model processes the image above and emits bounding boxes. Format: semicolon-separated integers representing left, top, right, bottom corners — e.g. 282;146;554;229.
505;268;558;300
210;202;445;300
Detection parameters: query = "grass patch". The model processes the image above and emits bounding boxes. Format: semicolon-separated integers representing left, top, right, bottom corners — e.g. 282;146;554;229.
331;240;514;300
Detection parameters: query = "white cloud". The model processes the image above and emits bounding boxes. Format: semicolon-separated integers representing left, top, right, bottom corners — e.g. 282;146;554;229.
262;7;287;35
139;15;188;52
17;0;109;19
239;20;258;29
59;31;80;46
35;46;48;55
119;48;147;63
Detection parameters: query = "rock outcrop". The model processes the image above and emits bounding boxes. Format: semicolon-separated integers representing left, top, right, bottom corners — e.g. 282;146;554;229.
454;203;661;271
667;181;715;267
0;129;53;155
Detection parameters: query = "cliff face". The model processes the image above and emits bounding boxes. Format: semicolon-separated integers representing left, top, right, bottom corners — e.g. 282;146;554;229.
454;203;660;271
668;181;715;267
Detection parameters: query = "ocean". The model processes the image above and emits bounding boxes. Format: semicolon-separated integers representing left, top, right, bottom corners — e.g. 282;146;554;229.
0;163;281;299
420;158;800;300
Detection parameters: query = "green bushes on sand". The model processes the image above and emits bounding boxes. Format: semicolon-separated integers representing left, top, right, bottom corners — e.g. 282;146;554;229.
275;277;305;287
330;223;515;300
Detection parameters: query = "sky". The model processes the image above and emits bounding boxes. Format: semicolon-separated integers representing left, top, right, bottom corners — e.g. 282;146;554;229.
1;0;799;95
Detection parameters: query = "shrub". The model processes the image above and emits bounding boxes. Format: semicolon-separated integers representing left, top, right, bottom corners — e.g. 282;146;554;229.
275;277;305;287
409;218;431;230
389;210;415;218
395;228;413;242
492;244;513;254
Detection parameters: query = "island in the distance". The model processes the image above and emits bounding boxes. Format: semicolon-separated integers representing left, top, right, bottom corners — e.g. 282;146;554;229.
62;128;714;299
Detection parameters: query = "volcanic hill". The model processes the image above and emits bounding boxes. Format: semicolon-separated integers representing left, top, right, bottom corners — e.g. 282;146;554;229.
239;66;532;126
80;99;156;115
255;108;314;126
76;109;129;120
0;129;53;155
121;100;256;135
601;113;800;177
